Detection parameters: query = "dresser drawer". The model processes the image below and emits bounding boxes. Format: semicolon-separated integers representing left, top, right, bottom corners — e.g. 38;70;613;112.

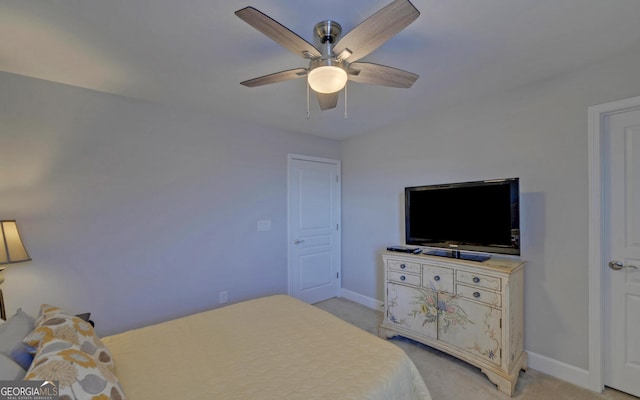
422;264;454;293
456;284;502;307
387;259;421;274
456;270;502;292
388;270;421;286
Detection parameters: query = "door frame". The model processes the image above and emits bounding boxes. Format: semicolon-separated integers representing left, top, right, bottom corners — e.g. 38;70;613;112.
286;154;342;299
588;95;640;392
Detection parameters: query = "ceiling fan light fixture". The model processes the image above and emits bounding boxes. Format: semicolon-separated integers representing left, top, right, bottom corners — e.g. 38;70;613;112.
307;60;348;94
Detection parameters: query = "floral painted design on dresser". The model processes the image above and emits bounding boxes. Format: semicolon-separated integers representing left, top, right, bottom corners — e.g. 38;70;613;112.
408;288;473;333
468;306;501;361
386;286;405;325
386;283;437;338
386;282;502;365
438;293;502;365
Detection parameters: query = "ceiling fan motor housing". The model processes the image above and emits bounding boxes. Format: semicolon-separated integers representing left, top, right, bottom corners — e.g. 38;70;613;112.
313;20;342;56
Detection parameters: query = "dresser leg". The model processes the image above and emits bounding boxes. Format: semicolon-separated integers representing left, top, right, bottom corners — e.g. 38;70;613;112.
482;351;528;397
482;369;516;396
378;324;397;339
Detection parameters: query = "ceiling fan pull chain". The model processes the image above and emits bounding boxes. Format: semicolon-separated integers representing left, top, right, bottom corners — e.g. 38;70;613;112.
344;82;348;120
306;81;311;119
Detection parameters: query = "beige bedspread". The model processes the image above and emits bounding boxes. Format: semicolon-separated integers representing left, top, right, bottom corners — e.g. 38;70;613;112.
103;295;431;400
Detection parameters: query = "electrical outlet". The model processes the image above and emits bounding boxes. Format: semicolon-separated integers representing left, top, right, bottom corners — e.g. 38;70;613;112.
219;291;228;304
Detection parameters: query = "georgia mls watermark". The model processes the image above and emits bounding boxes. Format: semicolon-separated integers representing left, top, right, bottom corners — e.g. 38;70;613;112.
0;381;59;400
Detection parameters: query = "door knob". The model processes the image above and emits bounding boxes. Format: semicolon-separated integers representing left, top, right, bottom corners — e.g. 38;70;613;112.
294;239;305;244
609;260;638;271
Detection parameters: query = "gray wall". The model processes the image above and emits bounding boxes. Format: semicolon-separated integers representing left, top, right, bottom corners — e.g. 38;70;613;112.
3;38;640;373
340;40;640;370
0;71;341;335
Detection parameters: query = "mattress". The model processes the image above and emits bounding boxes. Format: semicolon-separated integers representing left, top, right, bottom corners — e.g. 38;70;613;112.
103;295;431;400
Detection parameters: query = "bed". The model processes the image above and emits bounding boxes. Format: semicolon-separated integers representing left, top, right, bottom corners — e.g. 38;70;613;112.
17;295;431;400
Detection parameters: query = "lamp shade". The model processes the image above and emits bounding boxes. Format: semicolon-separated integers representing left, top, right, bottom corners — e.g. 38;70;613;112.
307;59;348;94
0;220;31;265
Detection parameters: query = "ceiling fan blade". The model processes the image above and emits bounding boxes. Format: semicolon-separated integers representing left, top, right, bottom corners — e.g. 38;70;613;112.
236;7;322;59
316;92;339;110
348;62;418;88
333;0;419;63
240;68;307;87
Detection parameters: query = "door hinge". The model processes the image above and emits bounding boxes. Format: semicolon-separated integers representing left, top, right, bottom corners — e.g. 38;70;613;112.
336;224;339;231
336;175;339;182
336;272;340;279
500;318;502;329
500;349;502;359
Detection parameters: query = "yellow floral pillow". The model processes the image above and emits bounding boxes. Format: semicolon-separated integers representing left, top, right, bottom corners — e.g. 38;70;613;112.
24;338;125;400
34;304;64;327
24;305;115;373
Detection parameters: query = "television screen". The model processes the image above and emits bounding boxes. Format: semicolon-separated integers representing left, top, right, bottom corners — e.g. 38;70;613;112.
405;178;520;257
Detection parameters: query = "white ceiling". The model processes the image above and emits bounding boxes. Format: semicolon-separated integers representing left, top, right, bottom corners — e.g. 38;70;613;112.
2;0;640;140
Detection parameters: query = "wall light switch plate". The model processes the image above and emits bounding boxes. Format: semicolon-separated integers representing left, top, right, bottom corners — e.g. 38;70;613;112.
257;219;272;231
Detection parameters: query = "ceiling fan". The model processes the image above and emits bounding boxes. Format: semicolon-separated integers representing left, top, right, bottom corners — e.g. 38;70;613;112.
235;0;420;111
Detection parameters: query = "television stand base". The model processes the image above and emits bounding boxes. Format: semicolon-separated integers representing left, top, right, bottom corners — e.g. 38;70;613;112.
426;249;490;262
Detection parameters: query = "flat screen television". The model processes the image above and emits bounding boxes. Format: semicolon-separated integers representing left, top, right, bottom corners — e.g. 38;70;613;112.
405;178;520;259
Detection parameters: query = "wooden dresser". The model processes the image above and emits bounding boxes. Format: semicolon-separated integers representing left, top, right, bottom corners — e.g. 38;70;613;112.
379;252;527;396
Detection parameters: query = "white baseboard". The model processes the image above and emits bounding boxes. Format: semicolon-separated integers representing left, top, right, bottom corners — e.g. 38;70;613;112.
525;351;590;390
340;288;384;310
339;289;593;392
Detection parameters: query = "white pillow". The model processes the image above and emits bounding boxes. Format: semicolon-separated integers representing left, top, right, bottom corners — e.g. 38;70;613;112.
0;309;36;371
0;353;26;380
0;309;35;355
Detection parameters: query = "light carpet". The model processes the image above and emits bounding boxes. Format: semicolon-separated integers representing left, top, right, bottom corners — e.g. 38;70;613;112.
314;297;637;400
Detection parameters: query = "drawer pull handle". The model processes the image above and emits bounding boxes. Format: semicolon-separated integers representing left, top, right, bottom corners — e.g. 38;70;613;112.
473;292;481;298
434;276;440;282
400;275;406;281
473;277;480;283
400;264;406;269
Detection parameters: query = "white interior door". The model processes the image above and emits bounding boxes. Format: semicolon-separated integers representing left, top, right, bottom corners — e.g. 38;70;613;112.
604;107;640;397
288;155;340;304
